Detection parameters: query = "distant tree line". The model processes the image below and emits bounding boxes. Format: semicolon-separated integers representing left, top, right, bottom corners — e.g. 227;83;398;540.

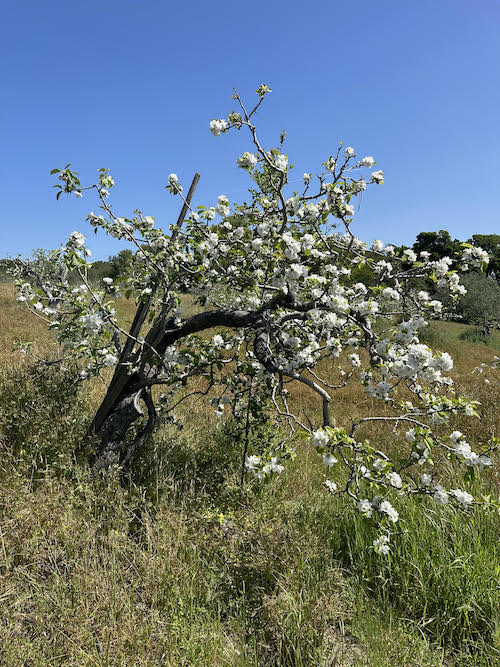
0;249;134;284
410;230;500;281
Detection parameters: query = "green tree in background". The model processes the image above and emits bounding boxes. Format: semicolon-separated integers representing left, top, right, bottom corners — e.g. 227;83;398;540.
109;249;134;282
456;272;500;335
468;234;500;280
412;230;462;263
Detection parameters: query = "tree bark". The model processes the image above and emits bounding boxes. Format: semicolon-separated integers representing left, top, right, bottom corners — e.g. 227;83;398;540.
90;387;145;472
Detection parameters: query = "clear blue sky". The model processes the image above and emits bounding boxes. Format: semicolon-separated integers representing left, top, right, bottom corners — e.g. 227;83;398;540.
1;0;499;260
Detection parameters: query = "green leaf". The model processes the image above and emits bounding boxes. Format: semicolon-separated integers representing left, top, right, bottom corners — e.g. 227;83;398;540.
50;168;60;174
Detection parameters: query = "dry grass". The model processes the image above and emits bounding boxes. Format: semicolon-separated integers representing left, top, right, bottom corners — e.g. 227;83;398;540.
0;284;498;666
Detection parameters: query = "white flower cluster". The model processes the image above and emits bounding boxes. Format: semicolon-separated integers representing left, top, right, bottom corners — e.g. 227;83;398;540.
209;118;228;136
216;195;230;217
360;156;375;168
312;429;329;449
245;455;284;479
462;246;489;268
394;344;453;385
404;429;432;466
429;484;473;506
212;334;224;347
431;256;453;276
432;484;448;504
450;431;491;469
237;152;258;169
373;534;390;555
166;173;182;195
358;497;399;523
324;479;338;493
386;471;403;489
272;152;288;172
68;231;85;248
450;488;474;506
82;312;104;334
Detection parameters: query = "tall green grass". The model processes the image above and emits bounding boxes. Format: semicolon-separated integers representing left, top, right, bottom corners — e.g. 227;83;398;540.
0;285;498;665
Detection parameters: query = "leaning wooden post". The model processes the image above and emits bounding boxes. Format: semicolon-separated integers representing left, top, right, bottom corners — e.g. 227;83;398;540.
86;173;201;438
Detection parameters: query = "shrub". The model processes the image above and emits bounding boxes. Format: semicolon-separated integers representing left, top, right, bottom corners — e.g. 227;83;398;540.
0;360;87;470
456;273;500;327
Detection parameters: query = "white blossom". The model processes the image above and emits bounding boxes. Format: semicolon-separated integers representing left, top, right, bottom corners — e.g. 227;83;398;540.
433;485;448;505
103;353;118;366
324;480;337;493
450;488;474;506
269;457;284;474
360;156;375;168
350;353;361;367
322;453;338;467
69;231;85;247
358;499;373;517
405;428;416;443
245;455;261;470
209;118;228;136
312;429;329;449
379;500;399;523
420;473;432;487
273;153;288;171
82;312;104;334
237;152;258;169
403;249;417;263
373;534;390;555
371;170;384;184
216;195;230;217
387;471;402;489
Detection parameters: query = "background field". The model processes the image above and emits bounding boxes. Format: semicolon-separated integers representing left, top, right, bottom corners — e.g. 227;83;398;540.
0;282;498;666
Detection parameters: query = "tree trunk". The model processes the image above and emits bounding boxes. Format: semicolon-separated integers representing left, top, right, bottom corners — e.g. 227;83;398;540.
483;313;491;337
89;381;158;473
90;386;144;472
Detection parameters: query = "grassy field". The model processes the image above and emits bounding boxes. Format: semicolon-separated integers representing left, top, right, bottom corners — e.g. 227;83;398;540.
0;282;498;666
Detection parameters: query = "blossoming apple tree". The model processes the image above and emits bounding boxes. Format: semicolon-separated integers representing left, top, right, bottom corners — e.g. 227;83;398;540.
14;86;496;553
